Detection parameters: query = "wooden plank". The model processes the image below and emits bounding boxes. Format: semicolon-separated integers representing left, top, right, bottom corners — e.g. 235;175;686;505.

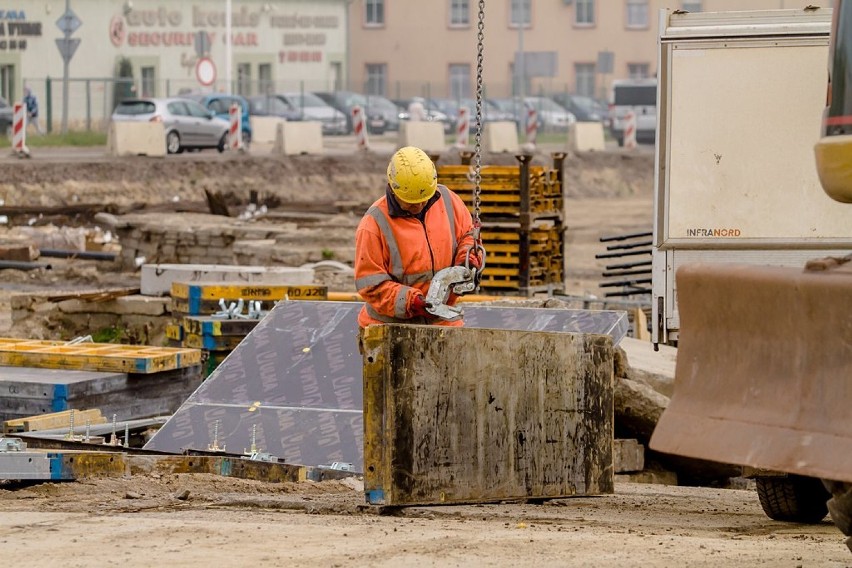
0;339;201;374
182;316;259;337
171;282;327;302
4;408;106;433
362;324;614;507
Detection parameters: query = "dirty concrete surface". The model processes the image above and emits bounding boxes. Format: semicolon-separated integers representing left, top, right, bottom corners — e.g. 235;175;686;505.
3;144;848;565
0;475;848;567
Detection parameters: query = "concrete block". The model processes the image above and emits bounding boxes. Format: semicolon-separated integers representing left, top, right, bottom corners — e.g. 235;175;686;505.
0;244;38;262
614;438;645;473
483;121;519;153
569;122;606;152
140;263;315;296
397;121;446;154
272;121;323;155
362;324;614;506
615;470;678;486
250;116;287;144
106;121;166;157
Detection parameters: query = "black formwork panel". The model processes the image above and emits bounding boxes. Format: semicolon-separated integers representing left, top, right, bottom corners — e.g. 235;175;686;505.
145;301;628;471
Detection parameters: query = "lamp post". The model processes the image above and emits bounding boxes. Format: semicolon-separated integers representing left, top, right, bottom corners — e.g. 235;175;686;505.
517;0;525;100
225;0;232;94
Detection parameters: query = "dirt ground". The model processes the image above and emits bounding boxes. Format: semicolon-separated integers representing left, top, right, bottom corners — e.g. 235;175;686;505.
10;145;843;565
0;474;849;567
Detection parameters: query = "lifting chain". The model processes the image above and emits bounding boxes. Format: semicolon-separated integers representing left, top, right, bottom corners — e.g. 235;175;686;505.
466;0;488;284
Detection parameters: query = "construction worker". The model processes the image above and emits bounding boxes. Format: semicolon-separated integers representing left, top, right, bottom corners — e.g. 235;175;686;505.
355;146;481;328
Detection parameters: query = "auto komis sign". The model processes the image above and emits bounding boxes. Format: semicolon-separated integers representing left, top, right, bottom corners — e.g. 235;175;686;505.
107;4;340;62
0;9;43;51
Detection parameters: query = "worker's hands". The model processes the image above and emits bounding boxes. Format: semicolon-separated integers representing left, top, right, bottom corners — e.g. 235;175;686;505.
458;252;481;270
409;293;431;318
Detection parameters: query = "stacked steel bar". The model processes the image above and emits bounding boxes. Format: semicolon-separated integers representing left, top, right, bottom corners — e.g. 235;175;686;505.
438;153;566;295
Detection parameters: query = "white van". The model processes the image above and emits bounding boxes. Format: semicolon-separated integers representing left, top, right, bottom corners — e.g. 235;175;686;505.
608;78;657;146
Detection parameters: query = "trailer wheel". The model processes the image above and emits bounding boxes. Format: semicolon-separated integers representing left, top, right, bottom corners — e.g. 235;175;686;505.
756;475;829;523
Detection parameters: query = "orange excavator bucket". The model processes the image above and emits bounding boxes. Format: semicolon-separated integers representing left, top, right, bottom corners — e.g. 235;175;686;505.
650;260;852;484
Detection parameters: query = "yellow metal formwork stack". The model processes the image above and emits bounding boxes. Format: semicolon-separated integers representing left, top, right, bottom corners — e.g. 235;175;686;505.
438;153;566;295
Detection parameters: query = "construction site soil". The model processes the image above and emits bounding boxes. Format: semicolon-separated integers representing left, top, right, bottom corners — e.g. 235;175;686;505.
2;148;849;565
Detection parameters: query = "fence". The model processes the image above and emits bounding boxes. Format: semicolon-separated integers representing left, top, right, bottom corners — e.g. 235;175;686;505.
20;76;601;134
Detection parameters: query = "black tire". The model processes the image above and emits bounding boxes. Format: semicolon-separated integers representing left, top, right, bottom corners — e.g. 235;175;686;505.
166;130;181;154
824;481;852;536
756;475;829;523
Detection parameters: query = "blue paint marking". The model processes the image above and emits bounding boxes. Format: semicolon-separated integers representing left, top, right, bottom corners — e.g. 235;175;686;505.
48;453;64;480
188;288;202;315
51;384;68;412
365;488;385;505
219;459;233;476
135;358;148;373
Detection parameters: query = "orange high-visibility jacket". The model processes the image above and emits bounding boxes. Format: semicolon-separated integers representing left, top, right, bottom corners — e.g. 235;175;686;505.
355;184;474;328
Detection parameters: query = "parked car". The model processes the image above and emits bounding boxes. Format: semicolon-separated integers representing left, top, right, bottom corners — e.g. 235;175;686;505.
313;90;391;135
431;97;515;129
180;92;253;147
278;92;347;136
111;97;230;154
523;96;576;132
392;97;453;134
0;96;13;137
550;93;608;124
608;78;658;145
246;94;304;122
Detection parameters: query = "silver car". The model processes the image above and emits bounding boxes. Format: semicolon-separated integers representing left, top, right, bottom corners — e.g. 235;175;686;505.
111;97;230;154
278;92;347;136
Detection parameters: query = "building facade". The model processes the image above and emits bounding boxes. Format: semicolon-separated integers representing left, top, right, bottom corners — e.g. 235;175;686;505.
347;0;834;102
0;0;834;130
0;0;349;129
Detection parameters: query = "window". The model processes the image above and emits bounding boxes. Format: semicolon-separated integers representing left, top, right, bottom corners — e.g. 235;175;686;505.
365;0;384;26
449;64;470;99
450;0;469;26
575;0;595;26
575;63;596;98
141;66;156;97
258;63;273;96
626;0;648;29
627;63;650;79
237;63;251;96
681;0;702;12
510;0;531;27
365;63;386;96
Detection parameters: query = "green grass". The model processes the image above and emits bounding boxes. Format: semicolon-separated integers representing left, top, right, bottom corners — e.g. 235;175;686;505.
0;130;107;148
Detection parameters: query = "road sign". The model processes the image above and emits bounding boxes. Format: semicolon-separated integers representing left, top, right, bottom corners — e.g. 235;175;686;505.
597;51;614;74
56;9;82;35
56;38;81;63
195;57;217;86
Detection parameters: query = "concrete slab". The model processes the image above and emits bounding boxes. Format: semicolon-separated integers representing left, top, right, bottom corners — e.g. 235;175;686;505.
140;263;315;297
272;122;323;155
397;121;446;154
145;301;628;471
569;122;606;152
483;121;520;153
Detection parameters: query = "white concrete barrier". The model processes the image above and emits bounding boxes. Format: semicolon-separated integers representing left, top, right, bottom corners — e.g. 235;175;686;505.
272;121;323;155
569;122;606;152
107;121;166;157
397;121;445;154
483;121;519;153
250;116;287;144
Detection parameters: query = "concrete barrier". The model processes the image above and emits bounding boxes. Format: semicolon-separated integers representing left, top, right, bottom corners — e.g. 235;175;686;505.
569;122;606;152
272;121;323;155
250;116;287;144
107;121;166;157
482;121;519;153
397;121;445;153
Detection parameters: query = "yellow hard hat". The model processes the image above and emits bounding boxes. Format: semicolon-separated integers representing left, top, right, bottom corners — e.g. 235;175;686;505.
386;146;437;204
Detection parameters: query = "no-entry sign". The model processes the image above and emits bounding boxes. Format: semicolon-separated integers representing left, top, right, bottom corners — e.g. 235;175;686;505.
195;57;216;86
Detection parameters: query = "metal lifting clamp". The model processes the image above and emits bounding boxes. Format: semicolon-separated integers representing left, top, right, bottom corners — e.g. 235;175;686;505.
424;265;478;321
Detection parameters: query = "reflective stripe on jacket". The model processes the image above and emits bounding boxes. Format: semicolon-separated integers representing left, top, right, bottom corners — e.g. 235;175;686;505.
355;184;474;328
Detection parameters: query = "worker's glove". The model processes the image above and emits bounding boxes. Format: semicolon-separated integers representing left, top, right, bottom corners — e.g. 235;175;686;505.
409;294;431;318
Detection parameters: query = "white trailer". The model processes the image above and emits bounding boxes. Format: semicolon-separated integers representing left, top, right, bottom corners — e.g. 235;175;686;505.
651;7;848;347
